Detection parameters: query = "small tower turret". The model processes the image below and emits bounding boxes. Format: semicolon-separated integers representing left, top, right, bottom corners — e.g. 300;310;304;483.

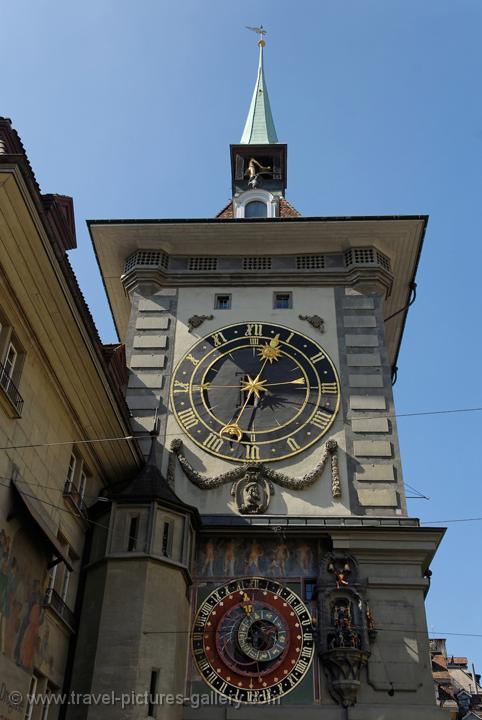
230;27;287;217
68;427;200;720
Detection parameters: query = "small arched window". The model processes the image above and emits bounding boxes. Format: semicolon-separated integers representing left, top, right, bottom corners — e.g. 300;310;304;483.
245;201;267;218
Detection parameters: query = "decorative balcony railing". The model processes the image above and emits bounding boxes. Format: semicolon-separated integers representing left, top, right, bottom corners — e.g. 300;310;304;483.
43;587;76;631
0;362;24;415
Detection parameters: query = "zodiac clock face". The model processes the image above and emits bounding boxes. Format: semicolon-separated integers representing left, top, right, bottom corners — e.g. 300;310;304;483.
192;577;314;703
170;321;340;462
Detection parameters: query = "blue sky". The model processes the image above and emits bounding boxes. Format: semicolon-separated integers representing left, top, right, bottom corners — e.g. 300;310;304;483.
2;0;482;669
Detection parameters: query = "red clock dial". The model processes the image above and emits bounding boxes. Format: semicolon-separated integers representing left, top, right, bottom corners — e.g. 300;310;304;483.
192;577;314;704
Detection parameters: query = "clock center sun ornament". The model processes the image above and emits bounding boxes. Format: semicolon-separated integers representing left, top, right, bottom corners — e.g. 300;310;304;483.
170;322;340;463
192;577;314;703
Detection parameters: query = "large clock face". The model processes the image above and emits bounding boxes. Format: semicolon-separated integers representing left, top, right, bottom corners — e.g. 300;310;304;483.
170;321;340;462
192;577;314;703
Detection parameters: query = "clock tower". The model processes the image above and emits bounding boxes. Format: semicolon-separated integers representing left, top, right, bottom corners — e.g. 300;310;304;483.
77;30;446;720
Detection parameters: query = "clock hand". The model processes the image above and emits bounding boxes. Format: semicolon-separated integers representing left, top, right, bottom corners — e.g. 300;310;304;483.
197;375;306;391
220;361;270;440
195;377;306;390
219;338;283;440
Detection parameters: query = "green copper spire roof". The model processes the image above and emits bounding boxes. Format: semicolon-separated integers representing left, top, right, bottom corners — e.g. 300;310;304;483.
240;39;278;144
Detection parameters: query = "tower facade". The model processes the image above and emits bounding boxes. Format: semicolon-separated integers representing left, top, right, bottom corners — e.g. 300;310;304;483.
84;35;446;719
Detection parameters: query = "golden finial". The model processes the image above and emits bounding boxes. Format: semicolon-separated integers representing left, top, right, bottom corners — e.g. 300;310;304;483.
246;25;267;47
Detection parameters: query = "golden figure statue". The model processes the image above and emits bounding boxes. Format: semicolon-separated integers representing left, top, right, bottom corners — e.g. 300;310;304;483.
245;158;272;188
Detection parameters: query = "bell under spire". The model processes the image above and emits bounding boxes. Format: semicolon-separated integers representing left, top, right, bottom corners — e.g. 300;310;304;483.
240;33;278;145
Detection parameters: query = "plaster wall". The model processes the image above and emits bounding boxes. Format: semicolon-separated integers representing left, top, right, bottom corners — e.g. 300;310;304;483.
68;557;191;720
0;293;104;717
125;283;406;518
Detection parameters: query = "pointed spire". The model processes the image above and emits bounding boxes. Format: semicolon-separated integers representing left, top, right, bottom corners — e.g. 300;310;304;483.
240;33;278;145
117;420;187;508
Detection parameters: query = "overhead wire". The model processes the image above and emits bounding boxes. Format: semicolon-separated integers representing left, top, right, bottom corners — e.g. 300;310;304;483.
2;479;482;641
0;405;480;451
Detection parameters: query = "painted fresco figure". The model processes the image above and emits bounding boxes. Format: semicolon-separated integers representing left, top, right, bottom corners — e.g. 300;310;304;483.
16;579;42;669
0;529;10;652
274;543;290;576
297;544;313;573
4;557;20;658
223;540;236;577
246;541;263;574
201;540;215;576
267;554;281;576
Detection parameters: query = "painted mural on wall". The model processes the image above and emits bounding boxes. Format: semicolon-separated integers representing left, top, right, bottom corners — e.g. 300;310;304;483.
0;524;48;671
195;537;318;578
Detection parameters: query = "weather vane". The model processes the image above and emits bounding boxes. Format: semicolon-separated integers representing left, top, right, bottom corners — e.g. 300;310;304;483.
245;25;267;47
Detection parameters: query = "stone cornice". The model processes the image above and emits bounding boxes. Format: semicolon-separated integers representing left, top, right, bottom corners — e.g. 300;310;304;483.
121;265;393;296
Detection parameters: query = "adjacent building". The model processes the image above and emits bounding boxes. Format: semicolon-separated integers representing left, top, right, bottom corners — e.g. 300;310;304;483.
430;638;482;718
0;117;143;719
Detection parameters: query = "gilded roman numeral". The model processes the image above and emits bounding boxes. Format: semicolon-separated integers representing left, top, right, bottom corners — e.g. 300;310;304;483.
312;410;332;430
294;658;309;674
310;351;326;364
249;336;259;345
173;380;189;394
245;323;263;337
186;353;199;366
178;408;199;430
202;433;223;452
285;674;298;688
211;331;227;347
286;332;294;343
287;437;300;451
245;444;260;461
321;382;338;393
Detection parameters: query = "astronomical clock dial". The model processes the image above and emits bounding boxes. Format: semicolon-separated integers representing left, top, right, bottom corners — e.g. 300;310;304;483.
170;321;340;462
192;577;314;703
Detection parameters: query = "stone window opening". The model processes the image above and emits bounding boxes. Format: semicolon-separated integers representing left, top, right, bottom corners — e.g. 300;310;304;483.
215;294;231;310
148;669;160;717
161;521;173;557
127;515;140;552
274;292;293;309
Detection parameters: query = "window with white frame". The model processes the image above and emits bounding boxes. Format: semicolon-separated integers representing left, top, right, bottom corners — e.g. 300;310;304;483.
233;189;278;218
65;454;76;491
24;675;38;720
46;534;77;610
79;470;87;501
63;452;90;514
1;342;17;389
0;312;25;385
0;319;25;415
40;684;55;720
